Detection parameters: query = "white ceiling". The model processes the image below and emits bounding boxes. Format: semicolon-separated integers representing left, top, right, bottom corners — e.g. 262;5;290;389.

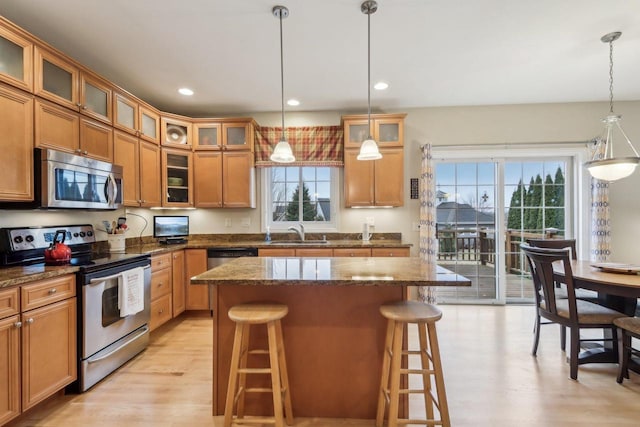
2;0;640;117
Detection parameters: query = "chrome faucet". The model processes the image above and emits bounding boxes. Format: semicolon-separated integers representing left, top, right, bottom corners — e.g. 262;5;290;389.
287;223;305;241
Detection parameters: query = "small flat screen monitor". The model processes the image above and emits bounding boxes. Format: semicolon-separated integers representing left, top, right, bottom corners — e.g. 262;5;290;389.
153;216;189;244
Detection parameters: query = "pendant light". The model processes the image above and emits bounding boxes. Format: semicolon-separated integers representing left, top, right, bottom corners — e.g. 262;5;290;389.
585;32;639;181
357;0;382;161
270;5;295;163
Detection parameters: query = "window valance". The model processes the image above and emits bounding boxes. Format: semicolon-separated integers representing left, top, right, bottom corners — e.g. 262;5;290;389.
254;125;344;167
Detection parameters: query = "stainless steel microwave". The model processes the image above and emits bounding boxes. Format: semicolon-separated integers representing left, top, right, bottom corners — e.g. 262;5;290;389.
1;148;123;210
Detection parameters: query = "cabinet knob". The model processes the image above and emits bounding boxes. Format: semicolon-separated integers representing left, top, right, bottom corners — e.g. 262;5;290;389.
159;309;164;314
83;150;88;155
48;288;57;294
81;105;87;110
76;102;82;108
26;318;34;324
75;149;82;154
350;253;354;257
14;321;22;328
158;282;163;287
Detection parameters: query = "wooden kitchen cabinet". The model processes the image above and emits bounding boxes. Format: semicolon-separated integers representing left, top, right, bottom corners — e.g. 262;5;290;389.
0;287;20;425
343;113;405;208
371;247;410;257
259;248;296;257
0;83;33;202
171;250;186;318
342;113;405;149
150;253;172;332
185;249;209;311
20;275;76;411
0;19;33;92
114;130;162;207
113;92;160;144
162;148;194;207
294;248;333;257
161;114;192;149
333;248;372;257
344;148;404;207
35;98;113;162
79;71;112;124
34;46;79;111
193;150;255;208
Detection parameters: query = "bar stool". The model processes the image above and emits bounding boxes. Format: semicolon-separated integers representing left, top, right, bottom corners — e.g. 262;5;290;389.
376;300;450;427
224;303;294;427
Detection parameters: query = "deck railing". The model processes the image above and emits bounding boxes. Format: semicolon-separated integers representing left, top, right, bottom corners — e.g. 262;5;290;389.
437;228;552;272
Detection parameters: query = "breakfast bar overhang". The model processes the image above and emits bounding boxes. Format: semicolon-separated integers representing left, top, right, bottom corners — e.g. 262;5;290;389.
191;256;471;420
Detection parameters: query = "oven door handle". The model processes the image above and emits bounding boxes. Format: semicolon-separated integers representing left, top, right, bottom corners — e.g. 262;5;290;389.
87;325;149;364
88;265;150;285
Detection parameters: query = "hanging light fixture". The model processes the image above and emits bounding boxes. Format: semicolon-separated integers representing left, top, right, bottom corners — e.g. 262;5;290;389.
585;32;640;181
270;5;295;163
357;0;382;161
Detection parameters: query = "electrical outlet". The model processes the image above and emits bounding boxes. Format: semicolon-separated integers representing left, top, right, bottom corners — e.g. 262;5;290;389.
366;216;375;226
225;218;232;227
241;217;251;227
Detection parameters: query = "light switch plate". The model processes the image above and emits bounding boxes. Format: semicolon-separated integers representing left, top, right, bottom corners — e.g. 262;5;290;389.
241;217;251;227
225;218;232;227
365;216;375;226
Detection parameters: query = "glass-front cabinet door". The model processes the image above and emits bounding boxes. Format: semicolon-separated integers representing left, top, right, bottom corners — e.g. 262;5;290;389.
34;47;79;111
113;92;138;136
374;117;403;147
0;24;33;92
79;72;112;124
222;121;253;151
193;122;222;150
343;117;372;149
161;116;192;148
139;105;160;144
162;148;193;207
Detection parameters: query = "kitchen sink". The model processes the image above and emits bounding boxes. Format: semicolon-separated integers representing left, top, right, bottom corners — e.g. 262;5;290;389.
269;240;329;245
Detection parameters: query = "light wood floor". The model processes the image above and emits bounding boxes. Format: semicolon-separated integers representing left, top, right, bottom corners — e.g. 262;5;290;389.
8;305;640;426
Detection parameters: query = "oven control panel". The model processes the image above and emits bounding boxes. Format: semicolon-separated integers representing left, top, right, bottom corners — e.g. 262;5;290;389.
4;224;96;252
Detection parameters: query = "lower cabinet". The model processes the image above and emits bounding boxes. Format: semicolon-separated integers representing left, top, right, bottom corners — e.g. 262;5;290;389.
150;253;172;331
0;275;77;425
171;250;186;317
185;249;209;310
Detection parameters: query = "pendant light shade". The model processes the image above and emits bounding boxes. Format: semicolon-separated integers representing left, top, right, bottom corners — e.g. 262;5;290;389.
270;5;295;164
357;0;382;161
585;32;640;181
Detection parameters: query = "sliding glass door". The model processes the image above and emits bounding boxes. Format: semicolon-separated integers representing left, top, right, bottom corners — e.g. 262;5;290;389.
434;156;572;304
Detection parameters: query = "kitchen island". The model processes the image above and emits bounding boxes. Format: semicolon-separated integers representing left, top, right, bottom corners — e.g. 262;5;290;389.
191;256;470;420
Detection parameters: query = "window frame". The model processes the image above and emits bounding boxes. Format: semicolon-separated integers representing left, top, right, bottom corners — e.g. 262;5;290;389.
261;166;340;232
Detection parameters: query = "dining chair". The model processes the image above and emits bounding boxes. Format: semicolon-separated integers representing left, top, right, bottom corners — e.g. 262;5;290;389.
613;316;640;383
526;239;599;301
520;244;628;380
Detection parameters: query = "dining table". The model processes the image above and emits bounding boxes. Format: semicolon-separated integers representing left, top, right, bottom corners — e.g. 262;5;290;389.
553;259;640;365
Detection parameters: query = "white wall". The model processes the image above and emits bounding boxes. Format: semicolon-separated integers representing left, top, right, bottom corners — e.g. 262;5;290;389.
2;101;639;261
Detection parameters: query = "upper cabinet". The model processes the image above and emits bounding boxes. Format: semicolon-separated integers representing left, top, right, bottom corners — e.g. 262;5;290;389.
79;72;112;123
343;113;405;149
161;114;192;149
194;118;254;151
34;46;80;111
0;83;33;202
342;113;406;208
0;21;33;92
113;92;160;144
223;120;254;151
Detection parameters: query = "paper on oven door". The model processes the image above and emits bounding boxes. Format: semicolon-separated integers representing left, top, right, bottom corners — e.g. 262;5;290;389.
118;266;145;316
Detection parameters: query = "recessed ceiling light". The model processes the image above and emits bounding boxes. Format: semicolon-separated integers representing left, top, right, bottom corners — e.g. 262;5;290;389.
287;99;300;106
374;81;389;90
178;88;194;96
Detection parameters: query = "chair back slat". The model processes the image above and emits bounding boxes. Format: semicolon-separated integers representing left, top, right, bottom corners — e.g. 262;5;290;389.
520;244;578;324
526;238;577;260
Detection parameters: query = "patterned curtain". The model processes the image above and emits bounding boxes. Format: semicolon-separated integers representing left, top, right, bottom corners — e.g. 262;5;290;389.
418;143;439;304
254;125;344;167
589;137;611;262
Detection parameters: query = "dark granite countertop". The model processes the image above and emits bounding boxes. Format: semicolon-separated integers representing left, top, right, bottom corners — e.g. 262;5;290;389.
191;257;470;287
0;237;411;288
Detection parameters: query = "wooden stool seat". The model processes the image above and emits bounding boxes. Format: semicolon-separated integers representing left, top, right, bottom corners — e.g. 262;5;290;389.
228;304;289;324
224;303;293;427
377;300;450;427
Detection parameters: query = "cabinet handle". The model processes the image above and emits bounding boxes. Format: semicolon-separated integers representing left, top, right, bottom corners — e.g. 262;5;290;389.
26;318;34;324
14;321;22;328
48;288;57;294
76;102;82;108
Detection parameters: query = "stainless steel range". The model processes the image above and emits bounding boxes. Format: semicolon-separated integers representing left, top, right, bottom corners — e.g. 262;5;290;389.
0;224;151;391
